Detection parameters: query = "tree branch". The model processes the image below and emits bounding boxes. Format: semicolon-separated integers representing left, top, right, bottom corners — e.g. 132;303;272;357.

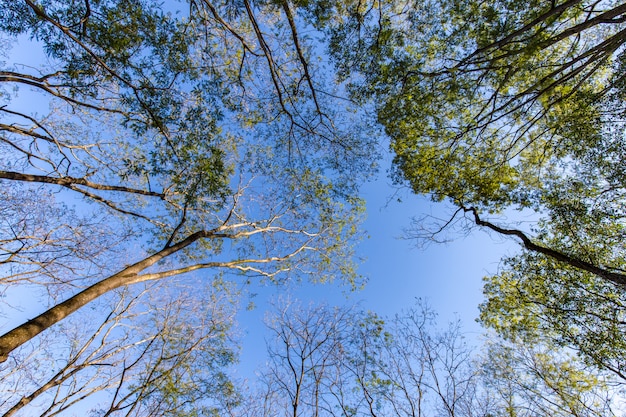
461;205;626;288
0;170;164;198
0;220;318;362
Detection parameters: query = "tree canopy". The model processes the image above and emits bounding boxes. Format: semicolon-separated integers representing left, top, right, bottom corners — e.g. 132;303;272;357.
306;0;626;395
0;0;378;413
3;0;626;414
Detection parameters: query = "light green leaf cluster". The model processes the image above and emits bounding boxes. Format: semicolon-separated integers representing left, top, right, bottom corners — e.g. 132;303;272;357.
481;339;617;417
481;250;626;382
311;0;626;399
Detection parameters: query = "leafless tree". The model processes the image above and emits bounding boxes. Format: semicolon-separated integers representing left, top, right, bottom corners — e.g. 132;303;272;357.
241;300;486;417
1;278;239;417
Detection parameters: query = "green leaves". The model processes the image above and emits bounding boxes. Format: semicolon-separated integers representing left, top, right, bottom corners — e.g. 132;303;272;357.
312;0;626;395
322;0;622;210
0;1;381;412
481;338;616;416
481;251;626;380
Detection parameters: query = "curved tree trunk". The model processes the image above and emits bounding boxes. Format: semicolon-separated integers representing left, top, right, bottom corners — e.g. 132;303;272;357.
463;206;626;288
0;230;208;363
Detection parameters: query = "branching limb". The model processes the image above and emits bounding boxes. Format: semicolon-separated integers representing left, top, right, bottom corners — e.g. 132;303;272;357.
0;218;320;362
461;205;626;287
0;170;164;198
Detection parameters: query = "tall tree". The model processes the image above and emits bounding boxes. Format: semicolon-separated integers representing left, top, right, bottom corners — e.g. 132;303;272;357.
0;0;377;408
253;300;361;417
314;0;626;380
320;0;626;284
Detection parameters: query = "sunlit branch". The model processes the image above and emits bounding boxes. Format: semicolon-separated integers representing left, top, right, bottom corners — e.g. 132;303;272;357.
0;218;321;362
135;241;315;282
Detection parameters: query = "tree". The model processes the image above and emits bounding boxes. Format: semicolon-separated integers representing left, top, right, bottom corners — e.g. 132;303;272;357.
481;338;619;417
0;0;378;412
319;0;626;283
376;301;485;417
0;0;376;359
237;299;394;417
0;279;239;417
480;251;626;386
312;0;626;382
241;299;618;417
251;300;361;417
244;300;476;417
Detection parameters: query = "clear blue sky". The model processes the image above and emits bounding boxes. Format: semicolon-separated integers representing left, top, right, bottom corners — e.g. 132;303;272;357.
234;149;519;378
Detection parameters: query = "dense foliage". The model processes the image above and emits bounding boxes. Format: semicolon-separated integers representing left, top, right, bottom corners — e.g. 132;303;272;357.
317;0;626;390
0;0;376;414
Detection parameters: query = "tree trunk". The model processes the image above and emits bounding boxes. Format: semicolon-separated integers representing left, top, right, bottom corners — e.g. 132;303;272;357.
0;230;208;362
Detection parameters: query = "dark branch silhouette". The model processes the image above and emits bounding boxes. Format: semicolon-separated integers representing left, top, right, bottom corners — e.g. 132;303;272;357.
462;205;626;288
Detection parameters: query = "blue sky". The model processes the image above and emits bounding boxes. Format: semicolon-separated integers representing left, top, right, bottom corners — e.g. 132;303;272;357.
234;149;519;378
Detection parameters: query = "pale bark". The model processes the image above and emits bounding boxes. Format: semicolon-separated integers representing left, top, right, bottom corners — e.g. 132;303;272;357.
0;222;316;362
